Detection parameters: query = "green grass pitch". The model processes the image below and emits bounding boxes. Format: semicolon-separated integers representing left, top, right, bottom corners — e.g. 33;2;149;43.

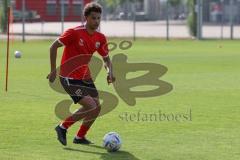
0;39;240;160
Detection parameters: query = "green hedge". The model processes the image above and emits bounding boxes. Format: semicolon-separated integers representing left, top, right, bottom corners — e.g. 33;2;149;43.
0;0;10;33
0;5;4;32
187;0;197;37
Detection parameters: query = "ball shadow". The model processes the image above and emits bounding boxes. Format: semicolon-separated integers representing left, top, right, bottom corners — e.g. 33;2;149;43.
64;145;141;160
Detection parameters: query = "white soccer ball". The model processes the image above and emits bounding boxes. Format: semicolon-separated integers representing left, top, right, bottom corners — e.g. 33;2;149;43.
103;132;122;152
14;51;22;58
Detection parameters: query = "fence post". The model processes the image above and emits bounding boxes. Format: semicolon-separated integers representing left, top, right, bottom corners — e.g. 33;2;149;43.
81;0;84;25
166;0;169;41
220;0;224;39
133;0;136;41
197;0;202;40
230;0;234;40
22;0;26;42
61;0;64;33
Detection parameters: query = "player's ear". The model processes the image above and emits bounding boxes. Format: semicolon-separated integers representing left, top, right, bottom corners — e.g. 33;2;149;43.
83;15;87;21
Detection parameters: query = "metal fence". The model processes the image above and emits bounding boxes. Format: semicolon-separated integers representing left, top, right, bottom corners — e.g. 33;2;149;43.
202;0;240;39
0;0;239;40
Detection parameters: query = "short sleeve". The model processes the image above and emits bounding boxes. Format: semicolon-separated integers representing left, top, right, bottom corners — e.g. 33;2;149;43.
58;28;76;46
97;35;109;58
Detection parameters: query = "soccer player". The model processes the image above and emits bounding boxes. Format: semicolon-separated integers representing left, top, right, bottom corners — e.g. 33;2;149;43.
47;2;115;146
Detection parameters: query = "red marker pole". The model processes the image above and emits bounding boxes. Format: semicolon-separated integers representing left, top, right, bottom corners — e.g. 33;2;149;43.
5;7;11;92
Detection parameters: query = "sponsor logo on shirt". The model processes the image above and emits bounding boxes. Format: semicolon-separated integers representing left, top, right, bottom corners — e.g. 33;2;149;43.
95;42;100;49
79;39;84;46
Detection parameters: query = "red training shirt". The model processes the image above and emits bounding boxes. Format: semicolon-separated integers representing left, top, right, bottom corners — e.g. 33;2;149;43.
58;25;109;80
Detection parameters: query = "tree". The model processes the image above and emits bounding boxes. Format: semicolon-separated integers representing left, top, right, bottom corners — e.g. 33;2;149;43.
187;0;197;37
0;0;10;33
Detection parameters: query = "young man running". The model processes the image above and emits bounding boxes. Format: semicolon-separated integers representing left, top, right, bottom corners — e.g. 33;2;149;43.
47;2;115;146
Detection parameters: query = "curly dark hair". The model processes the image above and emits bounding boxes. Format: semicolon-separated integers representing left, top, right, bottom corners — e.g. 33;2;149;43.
83;2;102;17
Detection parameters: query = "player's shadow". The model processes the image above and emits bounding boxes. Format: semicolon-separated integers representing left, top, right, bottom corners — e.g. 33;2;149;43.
64;145;141;160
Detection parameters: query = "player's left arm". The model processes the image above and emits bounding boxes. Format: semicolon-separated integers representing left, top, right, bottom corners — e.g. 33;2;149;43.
97;35;115;84
103;56;116;84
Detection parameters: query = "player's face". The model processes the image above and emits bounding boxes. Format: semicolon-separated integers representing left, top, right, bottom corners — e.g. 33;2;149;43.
86;12;101;30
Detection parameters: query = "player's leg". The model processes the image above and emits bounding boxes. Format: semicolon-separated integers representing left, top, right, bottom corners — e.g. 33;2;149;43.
81;96;101;127
55;96;98;146
73;96;101;144
57;78;94;129
55;78;96;146
55;78;100;145
59;96;97;129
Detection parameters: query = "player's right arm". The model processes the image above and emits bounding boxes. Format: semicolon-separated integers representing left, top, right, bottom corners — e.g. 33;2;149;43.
47;40;63;83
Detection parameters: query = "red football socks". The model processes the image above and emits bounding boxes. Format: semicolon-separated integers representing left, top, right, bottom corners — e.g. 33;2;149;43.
61;116;76;129
76;125;90;138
